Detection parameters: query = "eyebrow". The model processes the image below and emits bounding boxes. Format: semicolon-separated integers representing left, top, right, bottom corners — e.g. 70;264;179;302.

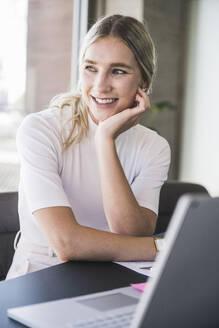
84;59;133;70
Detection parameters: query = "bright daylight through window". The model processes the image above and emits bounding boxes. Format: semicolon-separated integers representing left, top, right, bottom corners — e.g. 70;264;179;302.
0;0;27;192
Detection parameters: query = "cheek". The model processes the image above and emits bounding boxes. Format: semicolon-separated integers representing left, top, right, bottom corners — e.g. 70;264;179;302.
120;77;139;91
117;79;139;100
80;71;92;89
80;75;91;104
116;79;140;110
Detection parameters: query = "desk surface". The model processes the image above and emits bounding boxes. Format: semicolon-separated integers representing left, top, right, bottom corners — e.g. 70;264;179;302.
0;261;147;328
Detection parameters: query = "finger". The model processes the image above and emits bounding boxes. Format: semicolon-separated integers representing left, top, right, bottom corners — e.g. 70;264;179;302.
138;88;151;106
135;94;147;113
136;89;151;112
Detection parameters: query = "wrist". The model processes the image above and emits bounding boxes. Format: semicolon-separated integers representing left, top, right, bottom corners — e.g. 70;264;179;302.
95;128;115;147
95;119;118;141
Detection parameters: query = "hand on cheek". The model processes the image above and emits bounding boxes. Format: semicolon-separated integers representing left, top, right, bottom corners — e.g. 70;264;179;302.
95;90;149;141
135;87;151;113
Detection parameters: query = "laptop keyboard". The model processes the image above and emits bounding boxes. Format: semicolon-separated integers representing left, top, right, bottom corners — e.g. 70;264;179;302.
68;310;134;327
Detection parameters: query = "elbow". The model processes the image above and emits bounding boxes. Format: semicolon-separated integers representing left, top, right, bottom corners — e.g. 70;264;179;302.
142;218;157;237
50;225;84;262
54;244;71;262
51;237;77;262
139;208;157;236
56;249;71;262
147;224;156;237
56;244;81;262
150;216;158;236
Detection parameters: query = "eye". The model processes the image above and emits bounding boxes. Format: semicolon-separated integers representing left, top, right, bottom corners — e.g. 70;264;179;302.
84;65;96;72
112;68;127;75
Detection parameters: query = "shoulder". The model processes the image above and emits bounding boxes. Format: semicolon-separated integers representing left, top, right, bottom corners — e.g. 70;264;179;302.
17;107;72;143
139;125;170;155
119;124;170;155
18;107;61;131
127;126;171;177
16;108;68;155
135;125;171;164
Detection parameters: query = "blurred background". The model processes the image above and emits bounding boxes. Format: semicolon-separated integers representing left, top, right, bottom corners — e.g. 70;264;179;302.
0;0;218;196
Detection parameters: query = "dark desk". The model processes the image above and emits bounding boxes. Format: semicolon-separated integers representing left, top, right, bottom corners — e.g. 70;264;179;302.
0;261;147;328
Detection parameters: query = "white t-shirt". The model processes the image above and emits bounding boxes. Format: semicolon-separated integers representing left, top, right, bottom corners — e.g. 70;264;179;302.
16;106;171;246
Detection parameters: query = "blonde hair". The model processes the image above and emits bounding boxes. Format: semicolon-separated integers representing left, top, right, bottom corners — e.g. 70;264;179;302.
50;14;157;150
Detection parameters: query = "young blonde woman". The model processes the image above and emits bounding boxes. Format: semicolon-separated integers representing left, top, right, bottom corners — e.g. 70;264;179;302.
7;15;170;279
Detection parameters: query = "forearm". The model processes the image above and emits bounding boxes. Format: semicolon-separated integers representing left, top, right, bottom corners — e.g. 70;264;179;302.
95;136;154;236
35;206;156;263
59;224;156;262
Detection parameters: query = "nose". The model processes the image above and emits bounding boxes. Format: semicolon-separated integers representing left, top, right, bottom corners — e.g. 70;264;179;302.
93;71;112;94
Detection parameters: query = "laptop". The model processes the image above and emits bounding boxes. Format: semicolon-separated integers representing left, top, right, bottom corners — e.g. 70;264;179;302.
8;194;219;328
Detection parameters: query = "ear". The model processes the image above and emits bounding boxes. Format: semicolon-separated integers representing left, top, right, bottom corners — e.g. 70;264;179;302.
140;81;148;92
141;81;147;90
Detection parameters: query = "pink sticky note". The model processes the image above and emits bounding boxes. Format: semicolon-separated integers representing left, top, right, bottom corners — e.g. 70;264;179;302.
131;282;147;292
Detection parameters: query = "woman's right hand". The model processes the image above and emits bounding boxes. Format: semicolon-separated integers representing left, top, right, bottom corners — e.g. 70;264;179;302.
95;87;150;142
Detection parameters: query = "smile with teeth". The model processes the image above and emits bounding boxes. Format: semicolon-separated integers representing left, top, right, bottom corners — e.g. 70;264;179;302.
92;96;118;104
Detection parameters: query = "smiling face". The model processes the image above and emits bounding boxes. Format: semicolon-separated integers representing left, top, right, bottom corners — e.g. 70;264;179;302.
80;36;145;124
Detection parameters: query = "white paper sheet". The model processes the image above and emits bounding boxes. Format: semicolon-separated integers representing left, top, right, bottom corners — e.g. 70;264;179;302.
114;261;154;277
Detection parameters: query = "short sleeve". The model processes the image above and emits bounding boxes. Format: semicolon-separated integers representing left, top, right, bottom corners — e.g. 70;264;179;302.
16;113;71;212
131;136;171;215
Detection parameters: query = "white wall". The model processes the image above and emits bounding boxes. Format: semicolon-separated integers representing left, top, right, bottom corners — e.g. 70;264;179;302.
180;0;219;196
105;0;143;21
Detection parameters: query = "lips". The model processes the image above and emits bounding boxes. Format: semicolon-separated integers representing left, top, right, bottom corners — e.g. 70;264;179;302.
91;96;118;104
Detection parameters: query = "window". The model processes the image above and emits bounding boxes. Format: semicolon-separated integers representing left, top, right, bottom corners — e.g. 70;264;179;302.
0;0;28;192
